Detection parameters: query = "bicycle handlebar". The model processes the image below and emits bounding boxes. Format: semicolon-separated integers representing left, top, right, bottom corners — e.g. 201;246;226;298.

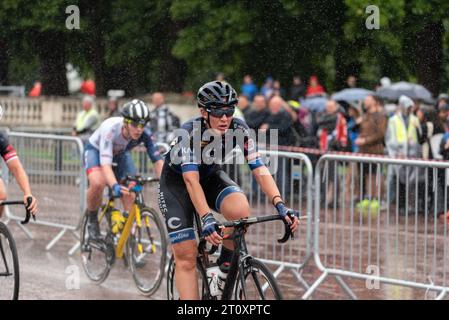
0;196;35;225
123;175;159;185
221;214;307;244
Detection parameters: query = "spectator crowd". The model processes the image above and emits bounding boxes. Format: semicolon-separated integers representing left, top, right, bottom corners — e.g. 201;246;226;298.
70;72;449;224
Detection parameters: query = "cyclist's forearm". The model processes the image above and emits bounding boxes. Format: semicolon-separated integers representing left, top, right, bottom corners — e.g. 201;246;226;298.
101;164;118;187
154;160;163;179
183;173;211;217
7;158;32;196
252;166;283;205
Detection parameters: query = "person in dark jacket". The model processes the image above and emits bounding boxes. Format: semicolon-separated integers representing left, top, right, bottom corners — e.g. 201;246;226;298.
260;96;294;147
289;75;306;101
245;94;270;131
260;96;295;195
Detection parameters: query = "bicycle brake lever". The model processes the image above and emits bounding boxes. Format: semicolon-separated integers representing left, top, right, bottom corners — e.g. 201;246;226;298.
21;196;34;225
277;218;292;243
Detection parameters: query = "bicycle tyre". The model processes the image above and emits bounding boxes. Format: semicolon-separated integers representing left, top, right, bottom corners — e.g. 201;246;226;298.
0;222;19;300
233;258;283;300
79;212;112;284
128;207;168;296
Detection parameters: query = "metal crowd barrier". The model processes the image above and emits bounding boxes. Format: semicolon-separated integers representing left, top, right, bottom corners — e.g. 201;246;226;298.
221;150;314;292
3;131;86;253
130;146;314;292
303;154;449;300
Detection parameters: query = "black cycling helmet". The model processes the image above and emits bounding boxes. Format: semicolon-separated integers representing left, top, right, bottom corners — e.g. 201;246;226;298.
197;81;238;111
121;99;150;124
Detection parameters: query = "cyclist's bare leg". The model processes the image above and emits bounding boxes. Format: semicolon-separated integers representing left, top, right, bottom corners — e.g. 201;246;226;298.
219;192;250;250
0;178;7;218
172;239;199;300
87;169;106;212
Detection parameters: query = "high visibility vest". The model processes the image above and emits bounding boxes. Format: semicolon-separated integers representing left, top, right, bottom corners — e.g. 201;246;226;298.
392;114;419;144
76;108;99;132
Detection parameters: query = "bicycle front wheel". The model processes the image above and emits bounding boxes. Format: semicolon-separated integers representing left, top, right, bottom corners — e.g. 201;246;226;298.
127;207;167;296
0;222;19;300
80;211;113;284
233;258;283;300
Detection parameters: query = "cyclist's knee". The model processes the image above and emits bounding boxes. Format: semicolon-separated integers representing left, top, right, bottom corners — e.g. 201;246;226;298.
173;242;197;271
88;173;106;192
220;192;250;220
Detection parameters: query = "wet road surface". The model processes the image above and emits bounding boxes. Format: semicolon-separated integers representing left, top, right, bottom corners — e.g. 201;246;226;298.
3;219;446;300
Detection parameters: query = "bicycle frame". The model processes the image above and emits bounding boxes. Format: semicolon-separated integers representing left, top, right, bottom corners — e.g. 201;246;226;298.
221;227;249;300
193;213;303;300
97;184;150;259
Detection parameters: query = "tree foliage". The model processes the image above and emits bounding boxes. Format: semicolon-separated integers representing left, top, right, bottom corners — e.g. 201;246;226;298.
0;0;449;96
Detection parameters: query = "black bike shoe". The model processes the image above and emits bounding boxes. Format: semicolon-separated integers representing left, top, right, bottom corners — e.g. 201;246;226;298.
87;216;102;241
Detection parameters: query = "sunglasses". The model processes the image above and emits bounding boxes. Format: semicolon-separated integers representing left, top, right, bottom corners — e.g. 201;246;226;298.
125;119;146;129
207;106;235;118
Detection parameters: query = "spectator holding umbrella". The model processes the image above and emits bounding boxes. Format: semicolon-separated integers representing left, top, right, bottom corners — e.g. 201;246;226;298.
241;75;258;102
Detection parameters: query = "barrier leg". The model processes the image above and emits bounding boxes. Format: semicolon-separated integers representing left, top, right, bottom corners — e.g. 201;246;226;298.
436;290;447;300
67;230;80;255
302;271;328;300
291;268;310;291
334;275;358;300
45;228;67;251
68;242;80;256
15;220;34;240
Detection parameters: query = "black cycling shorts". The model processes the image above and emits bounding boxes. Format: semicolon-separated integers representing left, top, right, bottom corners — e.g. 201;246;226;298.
158;162;244;244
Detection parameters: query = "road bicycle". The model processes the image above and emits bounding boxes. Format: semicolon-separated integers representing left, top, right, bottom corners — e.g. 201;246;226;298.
167;210;306;300
80;175;167;296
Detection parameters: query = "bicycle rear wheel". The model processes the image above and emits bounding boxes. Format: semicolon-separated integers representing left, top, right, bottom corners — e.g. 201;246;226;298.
0;222;19;300
127;207;167;296
80;210;113;284
233;258;283;300
167;255;213;300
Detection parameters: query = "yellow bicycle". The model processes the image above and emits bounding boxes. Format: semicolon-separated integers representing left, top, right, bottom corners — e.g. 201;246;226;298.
80;175;167;296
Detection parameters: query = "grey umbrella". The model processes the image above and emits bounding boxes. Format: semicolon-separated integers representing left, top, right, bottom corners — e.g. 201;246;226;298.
301;96;328;113
376;81;434;104
331;88;374;102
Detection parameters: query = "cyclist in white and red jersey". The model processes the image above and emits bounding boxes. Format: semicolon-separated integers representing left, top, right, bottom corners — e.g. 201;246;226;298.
0;132;38;218
83;99;164;240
